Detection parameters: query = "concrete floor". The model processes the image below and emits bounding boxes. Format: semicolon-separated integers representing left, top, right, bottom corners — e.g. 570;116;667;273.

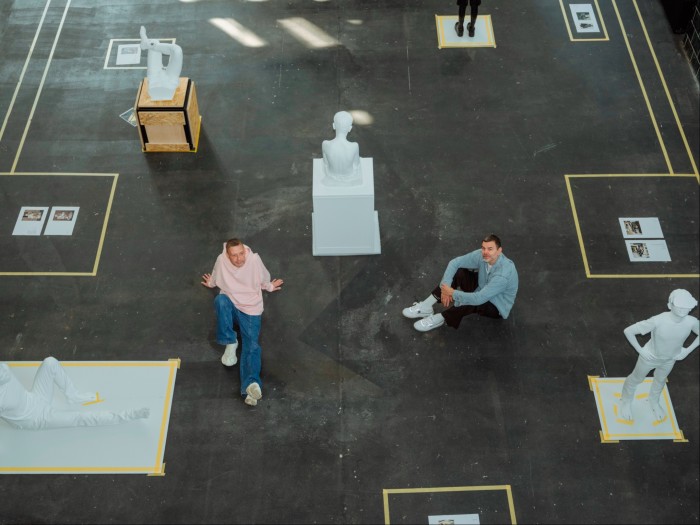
0;0;698;523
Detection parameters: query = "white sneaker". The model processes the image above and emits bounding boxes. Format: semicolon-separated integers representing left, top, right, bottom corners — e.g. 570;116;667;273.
244;395;257;407
221;342;238;366
402;301;434;319
414;314;445;332
246;382;262;400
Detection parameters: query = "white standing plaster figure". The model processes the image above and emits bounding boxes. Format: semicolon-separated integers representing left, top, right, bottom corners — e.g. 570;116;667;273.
618;289;699;422
0;357;150;430
321;111;362;186
139;26;183;101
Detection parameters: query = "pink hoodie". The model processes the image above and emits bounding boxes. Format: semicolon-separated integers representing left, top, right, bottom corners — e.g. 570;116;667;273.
210;244;274;315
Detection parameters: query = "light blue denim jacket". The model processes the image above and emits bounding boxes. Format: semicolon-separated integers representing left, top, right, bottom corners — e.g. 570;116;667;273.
440;249;518;319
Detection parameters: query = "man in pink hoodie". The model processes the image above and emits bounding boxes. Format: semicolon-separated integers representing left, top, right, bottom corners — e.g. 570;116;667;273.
201;239;283;407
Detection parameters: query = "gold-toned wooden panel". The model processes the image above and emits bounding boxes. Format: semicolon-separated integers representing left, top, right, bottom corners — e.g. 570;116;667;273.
139;111;185;126
145;143;192;152
144;124;187;144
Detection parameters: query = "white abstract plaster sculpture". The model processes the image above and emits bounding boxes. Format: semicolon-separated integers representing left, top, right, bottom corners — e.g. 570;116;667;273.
140;25;183;101
619;289;699;421
0;357;150;430
322;111;362;186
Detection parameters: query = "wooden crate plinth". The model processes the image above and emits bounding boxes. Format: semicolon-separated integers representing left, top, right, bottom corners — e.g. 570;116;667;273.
135;77;201;153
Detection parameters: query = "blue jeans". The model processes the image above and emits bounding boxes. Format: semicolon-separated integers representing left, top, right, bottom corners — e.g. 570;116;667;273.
214;294;263;397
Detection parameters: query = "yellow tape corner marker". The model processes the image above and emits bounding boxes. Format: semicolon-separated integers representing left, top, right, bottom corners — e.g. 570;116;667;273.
82;392;105;406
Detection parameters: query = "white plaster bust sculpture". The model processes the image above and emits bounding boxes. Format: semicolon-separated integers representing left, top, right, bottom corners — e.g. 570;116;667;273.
140;26;183;101
322;111;362;186
618;289;699;422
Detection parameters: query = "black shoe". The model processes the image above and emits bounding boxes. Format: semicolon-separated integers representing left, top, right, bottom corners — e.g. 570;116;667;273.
467;22;475;37
455;22;464;37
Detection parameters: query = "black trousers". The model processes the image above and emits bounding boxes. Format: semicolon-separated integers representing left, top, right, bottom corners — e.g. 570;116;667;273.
457;0;480;23
431;268;501;329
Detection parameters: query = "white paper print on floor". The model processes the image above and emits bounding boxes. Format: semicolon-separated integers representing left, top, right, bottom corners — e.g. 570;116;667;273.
116;43;142;65
618;217;664;239
429;514;480;525
569;3;600;33
44;206;80;236
625;239;671;262
12;206;49;236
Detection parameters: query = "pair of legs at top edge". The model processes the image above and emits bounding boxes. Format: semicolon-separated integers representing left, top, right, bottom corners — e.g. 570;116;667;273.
455;0;481;37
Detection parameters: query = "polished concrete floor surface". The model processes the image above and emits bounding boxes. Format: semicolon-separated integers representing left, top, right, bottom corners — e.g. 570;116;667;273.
1;0;699;523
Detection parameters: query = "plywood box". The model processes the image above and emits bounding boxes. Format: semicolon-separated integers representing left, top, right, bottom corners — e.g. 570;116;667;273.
135;77;201;152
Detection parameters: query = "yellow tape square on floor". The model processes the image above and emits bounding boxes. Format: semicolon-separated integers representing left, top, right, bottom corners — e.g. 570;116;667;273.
435;15;496;49
0;360;179;474
588;376;686;442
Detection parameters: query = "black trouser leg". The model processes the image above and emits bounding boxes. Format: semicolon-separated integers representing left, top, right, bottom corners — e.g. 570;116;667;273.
431;269;501;329
458;5;467;25
470;4;479;27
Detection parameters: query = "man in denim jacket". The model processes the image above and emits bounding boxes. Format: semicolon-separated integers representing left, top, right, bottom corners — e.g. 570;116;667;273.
403;234;518;332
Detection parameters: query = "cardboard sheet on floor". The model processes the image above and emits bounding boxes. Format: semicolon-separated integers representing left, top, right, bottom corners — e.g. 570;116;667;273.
435;15;495;49
0;360;179;474
588;376;686;442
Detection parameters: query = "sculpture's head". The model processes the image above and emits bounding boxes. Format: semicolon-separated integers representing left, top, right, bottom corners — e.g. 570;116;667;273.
0;363;11;386
332;111;353;134
667;289;697;317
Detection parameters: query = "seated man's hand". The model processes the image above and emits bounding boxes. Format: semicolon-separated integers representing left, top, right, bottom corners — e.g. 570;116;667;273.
440;283;454;308
201;273;214;288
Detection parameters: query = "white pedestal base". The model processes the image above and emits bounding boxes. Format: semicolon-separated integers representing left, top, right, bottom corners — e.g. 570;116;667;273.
312;158;381;256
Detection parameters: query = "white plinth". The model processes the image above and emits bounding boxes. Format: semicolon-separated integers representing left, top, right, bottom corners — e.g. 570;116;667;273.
312;158;381;256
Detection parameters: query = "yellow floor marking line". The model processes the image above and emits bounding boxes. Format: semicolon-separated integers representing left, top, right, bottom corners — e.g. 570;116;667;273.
558;0;609;42
565;174;699;279
632;0;699;180
0;0;52;145
11;0;72;173
383;485;516;524
611;0;673;174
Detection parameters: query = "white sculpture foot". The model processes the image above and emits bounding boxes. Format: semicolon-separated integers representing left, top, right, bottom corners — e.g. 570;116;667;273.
618;399;633;421
649;401;666;421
